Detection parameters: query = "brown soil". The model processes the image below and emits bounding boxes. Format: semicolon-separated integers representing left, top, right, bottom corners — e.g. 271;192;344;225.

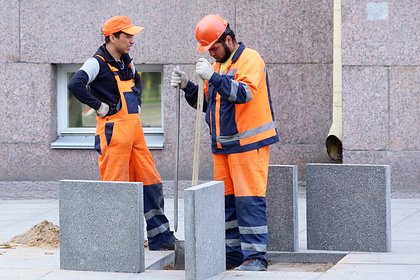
9;220;60;249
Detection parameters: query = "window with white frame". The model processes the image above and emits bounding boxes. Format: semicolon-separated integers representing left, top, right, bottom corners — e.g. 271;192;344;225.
52;64;164;149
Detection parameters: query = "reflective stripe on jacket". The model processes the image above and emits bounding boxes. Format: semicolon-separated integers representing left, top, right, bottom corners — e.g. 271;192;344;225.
185;43;279;154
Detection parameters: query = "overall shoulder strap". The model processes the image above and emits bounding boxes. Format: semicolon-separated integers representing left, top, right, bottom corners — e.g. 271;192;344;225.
95;54;118;73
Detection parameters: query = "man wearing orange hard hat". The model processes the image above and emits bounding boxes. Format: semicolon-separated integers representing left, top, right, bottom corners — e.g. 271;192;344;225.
171;14;279;271
68;15;176;251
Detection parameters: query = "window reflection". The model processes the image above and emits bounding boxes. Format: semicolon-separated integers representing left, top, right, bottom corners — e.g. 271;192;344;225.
67;71;162;128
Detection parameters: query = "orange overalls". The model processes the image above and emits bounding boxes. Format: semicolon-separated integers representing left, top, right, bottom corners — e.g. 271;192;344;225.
94;55;174;250
184;43;279;267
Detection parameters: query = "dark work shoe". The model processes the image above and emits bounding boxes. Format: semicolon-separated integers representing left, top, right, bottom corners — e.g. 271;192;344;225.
226;261;241;270
149;235;178;251
233;259;267;271
149;241;175;251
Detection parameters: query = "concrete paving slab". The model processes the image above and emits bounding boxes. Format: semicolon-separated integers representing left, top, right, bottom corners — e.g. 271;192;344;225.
18;269;187;280
392;233;420;241
391;209;420;226
37;270;137;280
0;200;59;243
317;264;420;280
393;217;420;232
1;187;420;280
130;270;185;279
0;248;59;269
341;252;420;265
391;241;420;253
392;199;420;207
207;271;323;280
0;268;51;280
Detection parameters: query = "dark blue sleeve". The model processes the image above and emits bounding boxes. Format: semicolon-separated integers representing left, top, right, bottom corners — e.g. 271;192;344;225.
67;70;101;110
183;81;207;112
209;72;253;104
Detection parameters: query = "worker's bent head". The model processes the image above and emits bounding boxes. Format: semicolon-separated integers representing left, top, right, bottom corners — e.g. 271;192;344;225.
195;14;228;53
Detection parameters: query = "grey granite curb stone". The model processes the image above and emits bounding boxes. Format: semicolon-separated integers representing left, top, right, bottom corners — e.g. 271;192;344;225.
59;180;144;273
184;181;225;280
306;164;391;252
267;165;299;251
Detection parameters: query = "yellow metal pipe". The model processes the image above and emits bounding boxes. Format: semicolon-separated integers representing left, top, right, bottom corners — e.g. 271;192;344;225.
326;0;343;162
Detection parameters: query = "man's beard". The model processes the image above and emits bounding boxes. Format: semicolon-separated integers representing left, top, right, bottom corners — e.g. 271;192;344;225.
216;42;232;63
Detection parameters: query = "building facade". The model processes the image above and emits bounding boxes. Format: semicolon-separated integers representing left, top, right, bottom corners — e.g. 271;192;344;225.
0;0;418;190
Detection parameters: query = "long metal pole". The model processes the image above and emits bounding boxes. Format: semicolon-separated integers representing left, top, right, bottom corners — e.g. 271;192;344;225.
174;83;181;232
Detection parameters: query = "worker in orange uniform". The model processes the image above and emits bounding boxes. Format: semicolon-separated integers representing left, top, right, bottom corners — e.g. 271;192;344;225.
68;15;176;251
171;14;279;271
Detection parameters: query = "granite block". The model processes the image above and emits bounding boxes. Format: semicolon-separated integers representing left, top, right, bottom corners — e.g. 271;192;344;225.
135;1;235;64
161;64;214;181
344;150;420;191
0;63;56;143
0;0;19;62
266;165;299;251
236;0;333;63
306;163;391;252
389;67;420;150
158;143;213;181
342;1;420;65
21;1;103;63
162;65;211;147
0;144;98;181
267;64;333;145
59;180;144;273
269;143;335;183
343;66;389;150
17;0;335;64
184;181;225;280
0;141;212;182
20;0;235;64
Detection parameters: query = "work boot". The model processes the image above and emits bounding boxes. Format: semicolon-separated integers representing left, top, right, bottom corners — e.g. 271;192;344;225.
149;235;177;251
226;261;241;270
233;258;267;271
149;240;175;251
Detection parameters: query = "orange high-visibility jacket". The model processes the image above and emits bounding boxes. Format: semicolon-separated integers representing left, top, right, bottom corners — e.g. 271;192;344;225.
184;43;279;154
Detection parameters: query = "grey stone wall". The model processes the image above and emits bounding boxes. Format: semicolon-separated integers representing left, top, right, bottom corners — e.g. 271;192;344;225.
342;1;420;190
0;1;334;182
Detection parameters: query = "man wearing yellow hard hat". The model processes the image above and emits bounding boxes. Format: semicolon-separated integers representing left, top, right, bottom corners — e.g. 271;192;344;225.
171;14;279;271
68;16;176;251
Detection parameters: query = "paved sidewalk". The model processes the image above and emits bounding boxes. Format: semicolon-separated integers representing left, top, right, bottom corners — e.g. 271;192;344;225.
0;183;420;279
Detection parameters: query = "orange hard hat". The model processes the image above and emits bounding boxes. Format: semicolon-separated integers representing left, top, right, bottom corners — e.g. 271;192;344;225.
195;14;228;53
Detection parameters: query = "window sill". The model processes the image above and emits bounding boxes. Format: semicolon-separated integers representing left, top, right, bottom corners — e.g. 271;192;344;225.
51;133;164;150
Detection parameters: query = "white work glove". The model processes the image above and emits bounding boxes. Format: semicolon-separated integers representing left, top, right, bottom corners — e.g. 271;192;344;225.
96;102;109;118
196;58;214;80
171;69;188;89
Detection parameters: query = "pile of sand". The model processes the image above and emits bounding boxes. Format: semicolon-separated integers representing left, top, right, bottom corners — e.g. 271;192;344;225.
9;220;59;249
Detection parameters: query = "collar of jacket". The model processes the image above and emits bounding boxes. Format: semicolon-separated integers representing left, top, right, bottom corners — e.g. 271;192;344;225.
231;42;246;63
96;44;133;67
